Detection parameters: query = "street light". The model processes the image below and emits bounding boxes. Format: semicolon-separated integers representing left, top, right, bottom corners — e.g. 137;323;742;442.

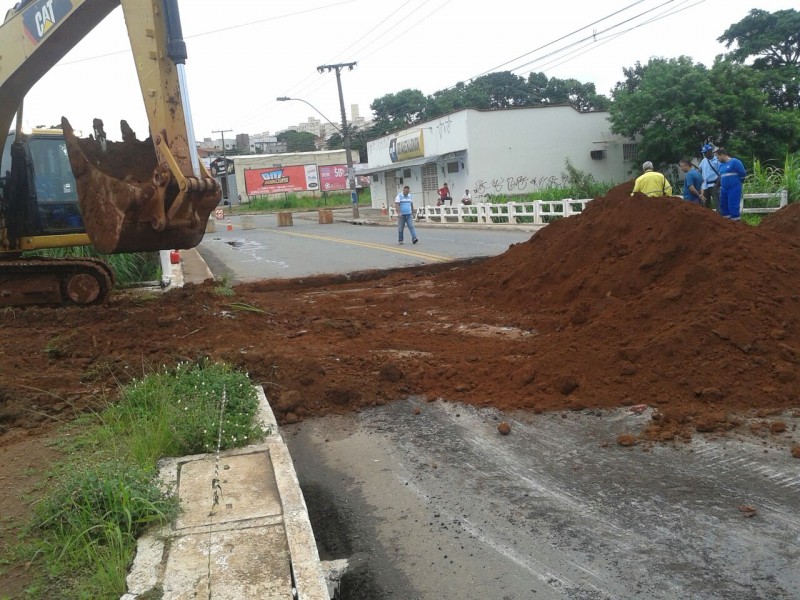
276;96;341;134
277;94;357;217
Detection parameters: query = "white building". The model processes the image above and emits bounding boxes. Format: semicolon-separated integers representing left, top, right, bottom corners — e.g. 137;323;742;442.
363;106;637;209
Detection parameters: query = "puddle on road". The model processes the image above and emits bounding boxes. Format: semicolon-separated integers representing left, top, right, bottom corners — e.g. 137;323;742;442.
212;237;289;269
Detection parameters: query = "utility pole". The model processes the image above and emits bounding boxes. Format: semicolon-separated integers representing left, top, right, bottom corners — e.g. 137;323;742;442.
213;128;233;203
317;62;358;219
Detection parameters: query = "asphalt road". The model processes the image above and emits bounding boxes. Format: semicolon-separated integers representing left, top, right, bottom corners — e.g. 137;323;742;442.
285;400;800;600
197;211;535;282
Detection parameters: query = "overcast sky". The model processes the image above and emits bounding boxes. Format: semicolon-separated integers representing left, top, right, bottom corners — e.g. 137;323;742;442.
18;0;797;143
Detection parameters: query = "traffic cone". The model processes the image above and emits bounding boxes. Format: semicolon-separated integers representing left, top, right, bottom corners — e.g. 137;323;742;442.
226;218;233;232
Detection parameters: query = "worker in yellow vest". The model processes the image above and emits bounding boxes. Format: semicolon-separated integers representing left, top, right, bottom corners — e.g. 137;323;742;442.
631;161;673;197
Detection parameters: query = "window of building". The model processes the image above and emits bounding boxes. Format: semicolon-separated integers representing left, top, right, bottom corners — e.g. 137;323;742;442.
372;174;379;182
422;164;438;191
447;161;459;173
403;168;412;178
590;150;606;160
623;143;638;161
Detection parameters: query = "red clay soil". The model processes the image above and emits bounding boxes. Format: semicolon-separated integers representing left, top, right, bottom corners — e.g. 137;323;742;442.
2;182;799;445
2;182;799;594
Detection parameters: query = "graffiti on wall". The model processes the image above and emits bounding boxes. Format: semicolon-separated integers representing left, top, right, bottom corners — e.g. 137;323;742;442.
472;174;563;199
435;117;453;139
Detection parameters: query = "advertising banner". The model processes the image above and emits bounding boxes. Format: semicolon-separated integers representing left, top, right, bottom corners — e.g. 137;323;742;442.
244;164;319;195
319;165;348;191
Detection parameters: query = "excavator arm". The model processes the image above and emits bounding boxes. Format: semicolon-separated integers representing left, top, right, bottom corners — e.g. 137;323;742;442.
1;0;219;255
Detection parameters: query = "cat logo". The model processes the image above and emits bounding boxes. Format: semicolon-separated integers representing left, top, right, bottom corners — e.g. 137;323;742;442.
22;0;73;45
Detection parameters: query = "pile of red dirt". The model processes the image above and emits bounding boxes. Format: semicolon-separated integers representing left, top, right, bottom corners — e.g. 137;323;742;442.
1;183;798;446
458;182;800;439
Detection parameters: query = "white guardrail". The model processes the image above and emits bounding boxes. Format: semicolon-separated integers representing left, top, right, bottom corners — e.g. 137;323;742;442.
388;190;789;225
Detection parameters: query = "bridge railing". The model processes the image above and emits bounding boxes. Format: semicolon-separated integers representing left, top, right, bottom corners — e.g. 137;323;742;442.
388;190;788;224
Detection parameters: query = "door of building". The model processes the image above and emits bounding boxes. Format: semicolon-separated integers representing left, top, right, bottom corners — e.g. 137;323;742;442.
421;163;438;208
384;172;397;209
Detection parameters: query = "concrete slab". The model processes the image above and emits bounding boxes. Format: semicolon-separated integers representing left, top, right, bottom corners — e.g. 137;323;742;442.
123;386;330;599
162;526;292;600
175;452;283;530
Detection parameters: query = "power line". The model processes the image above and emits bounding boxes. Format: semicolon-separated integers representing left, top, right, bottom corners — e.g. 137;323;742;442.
57;0;356;66
238;0;425;129
358;0;454;63
280;0;433;102
530;0;701;78
466;0;651;81
500;0;685;77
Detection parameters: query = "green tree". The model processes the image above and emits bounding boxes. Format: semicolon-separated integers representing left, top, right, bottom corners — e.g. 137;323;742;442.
527;73;611;111
707;58;798;159
325;126;368;162
277;130;317;153
466;72;532;109
423;82;474;121
326;132;343;150
370;89;428;135
608;56;793;166
610;57;711;165
719;9;800;109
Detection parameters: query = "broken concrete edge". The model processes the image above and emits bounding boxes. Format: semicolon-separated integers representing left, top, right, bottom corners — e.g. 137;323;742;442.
122;384;330;600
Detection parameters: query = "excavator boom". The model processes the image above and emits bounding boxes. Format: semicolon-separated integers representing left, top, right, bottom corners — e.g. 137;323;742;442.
0;0;220;305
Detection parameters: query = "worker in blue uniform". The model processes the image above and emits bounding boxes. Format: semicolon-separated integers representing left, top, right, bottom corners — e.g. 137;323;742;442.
715;148;746;220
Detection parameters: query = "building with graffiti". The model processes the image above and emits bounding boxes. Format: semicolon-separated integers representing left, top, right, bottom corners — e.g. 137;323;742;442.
363;106;637;209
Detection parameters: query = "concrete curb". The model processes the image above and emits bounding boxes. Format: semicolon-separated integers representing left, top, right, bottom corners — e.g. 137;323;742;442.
122;386;329;599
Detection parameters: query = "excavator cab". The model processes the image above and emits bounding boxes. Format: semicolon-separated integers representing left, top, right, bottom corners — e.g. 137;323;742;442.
1;130;84;241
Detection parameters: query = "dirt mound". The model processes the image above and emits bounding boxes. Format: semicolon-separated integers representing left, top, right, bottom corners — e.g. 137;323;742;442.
456;184;800;438
760;201;800;237
1;185;798;445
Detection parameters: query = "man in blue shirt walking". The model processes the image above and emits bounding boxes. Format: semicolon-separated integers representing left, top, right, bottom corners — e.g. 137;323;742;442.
716;148;746;221
394;185;419;245
679;159;703;204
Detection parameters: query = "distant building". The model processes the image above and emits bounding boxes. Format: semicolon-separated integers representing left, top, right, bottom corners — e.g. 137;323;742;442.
279;104;371;148
232;149;362;201
363;105;637;209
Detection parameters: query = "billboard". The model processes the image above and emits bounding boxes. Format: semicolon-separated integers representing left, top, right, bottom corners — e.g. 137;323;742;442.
319;165;348;191
244;164;319;195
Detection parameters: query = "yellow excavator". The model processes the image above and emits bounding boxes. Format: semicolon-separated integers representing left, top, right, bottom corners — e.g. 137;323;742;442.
0;0;220;306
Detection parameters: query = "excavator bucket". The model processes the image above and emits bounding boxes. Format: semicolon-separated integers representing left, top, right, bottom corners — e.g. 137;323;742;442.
61;117;220;254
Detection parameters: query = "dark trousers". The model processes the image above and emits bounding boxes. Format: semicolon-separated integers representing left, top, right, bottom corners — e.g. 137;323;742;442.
702;183;719;210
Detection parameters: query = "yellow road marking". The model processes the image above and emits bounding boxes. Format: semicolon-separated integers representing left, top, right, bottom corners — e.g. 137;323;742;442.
270;229;450;262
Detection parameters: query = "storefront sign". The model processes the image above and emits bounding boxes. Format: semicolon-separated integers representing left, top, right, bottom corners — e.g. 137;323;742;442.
389;131;425;163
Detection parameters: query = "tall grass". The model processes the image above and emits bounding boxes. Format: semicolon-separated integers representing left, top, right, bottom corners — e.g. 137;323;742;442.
745;153;800;203
239;188;372;212
25;246;160;287
14;361;266;599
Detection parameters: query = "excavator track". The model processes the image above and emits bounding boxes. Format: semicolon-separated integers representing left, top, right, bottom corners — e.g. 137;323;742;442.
0;257;114;307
